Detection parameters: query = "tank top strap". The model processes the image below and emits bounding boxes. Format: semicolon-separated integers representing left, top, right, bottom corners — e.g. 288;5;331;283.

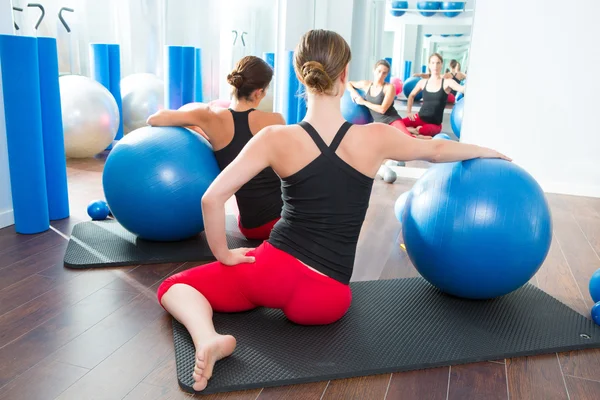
298;121;353;154
329;121;353;152
298;121;329;153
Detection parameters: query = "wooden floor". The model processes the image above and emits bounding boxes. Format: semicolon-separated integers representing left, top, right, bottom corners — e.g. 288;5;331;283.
1;155;600;400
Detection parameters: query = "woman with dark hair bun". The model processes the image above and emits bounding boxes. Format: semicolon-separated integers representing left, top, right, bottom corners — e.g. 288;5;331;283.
148;56;285;240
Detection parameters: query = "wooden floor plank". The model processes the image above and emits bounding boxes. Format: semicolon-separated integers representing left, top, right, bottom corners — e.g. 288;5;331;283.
447;362;508;400
257;381;328;400
506;355;569;400
559;349;600;382
0;288;136;387
103;263;185;294
0;274;58;317
386;367;449;400
122;382;193;400
0;268;123;349
0;229;65;271
546;194;600;308
55;315;179;400
321;375;391;400
0;359;88;400
535;238;589;317
564;375;600;400
0;242;68;291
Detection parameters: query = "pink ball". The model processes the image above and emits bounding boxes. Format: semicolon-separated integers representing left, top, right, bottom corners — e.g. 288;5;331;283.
390;77;403;95
209;99;232;108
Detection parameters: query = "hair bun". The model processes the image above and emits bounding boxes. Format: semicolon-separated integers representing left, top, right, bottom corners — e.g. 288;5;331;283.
301;61;333;94
227;72;244;89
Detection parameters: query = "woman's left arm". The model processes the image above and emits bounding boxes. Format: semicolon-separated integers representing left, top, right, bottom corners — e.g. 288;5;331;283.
201;127;275;265
446;79;465;94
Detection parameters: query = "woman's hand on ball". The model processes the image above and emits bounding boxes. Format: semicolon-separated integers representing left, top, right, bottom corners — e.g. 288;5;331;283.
220;247;256;266
480;147;512;162
354;97;365;105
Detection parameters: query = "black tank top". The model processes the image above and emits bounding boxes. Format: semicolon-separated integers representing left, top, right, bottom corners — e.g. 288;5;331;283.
450;73;461;95
364;84;401;124
213;109;283;229
418;79;448;125
268;121;374;284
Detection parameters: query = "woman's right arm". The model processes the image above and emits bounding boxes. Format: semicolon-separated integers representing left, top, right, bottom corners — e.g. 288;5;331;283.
377;123;511;163
147;105;211;130
346;80;370;100
406;80;424;120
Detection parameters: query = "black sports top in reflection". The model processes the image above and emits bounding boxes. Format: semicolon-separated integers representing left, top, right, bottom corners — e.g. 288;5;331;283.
418;79;449;125
268;121;375;285
213;109;283;229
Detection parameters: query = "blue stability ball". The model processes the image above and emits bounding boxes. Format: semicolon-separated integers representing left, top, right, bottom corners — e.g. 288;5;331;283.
592;302;600;326
433;133;451;140
456;92;464;102
417;1;441;17
402;159;553;300
390;1;409;16
102;126;221;241
394;191;410;223
87;199;110;221
441;2;464;17
402;77;423;102
450;98;464;138
341;88;374;125
589;269;600;303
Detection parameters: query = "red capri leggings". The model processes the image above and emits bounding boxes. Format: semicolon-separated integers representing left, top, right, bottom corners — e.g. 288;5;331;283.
389;119;414;137
401;114;442;137
156;241;352;325
237;216;280;240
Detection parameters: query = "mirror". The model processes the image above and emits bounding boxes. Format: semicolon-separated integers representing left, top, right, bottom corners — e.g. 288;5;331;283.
353;0;475;172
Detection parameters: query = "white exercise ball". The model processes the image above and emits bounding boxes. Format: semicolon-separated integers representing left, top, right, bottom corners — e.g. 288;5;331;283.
59;75;120;158
120;73;164;134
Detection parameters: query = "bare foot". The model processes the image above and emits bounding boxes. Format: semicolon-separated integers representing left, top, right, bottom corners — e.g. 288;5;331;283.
192;334;237;391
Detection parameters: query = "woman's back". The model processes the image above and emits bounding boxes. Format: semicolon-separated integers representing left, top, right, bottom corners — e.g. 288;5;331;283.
266;119;377;283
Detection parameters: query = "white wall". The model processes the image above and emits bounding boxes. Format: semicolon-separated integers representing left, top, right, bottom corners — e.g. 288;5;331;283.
0;0;14;229
463;0;600;198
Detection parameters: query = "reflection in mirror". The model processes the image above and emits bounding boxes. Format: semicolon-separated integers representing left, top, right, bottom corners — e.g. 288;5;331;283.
349;0;475;173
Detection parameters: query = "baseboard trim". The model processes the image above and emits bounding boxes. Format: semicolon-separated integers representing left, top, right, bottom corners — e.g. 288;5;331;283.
0;208;14;229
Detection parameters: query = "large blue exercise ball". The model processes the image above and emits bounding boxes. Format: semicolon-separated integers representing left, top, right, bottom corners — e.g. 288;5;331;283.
402;77;423;102
441;2;464;18
341;88;374;125
450;98;464;138
102;126;221;241
394;191;410;222
417;1;441;17
402;159;553;300
390;1;409;16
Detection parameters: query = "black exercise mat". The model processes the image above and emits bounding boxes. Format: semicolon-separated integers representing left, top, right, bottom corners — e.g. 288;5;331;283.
64;217;261;268
172;277;600;395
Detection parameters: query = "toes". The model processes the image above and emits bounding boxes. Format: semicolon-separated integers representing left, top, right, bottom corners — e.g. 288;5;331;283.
193;376;208;391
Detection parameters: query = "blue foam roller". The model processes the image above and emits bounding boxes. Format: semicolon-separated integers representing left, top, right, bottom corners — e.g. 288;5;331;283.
90;43;112;150
422;65;427;73
404;60;412;82
385;57;392;83
0;35;49;234
89;43;110;89
263;52;275;69
282;50;301;124
37;37;69;221
107;44;123;141
194;48;203;102
182;46;195;106
297;83;307;122
165;46;184;110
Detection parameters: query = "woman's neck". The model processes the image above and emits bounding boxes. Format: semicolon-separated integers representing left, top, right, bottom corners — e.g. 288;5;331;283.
374;79;386;86
230;97;259;111
429;72;442;79
304;93;346;128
